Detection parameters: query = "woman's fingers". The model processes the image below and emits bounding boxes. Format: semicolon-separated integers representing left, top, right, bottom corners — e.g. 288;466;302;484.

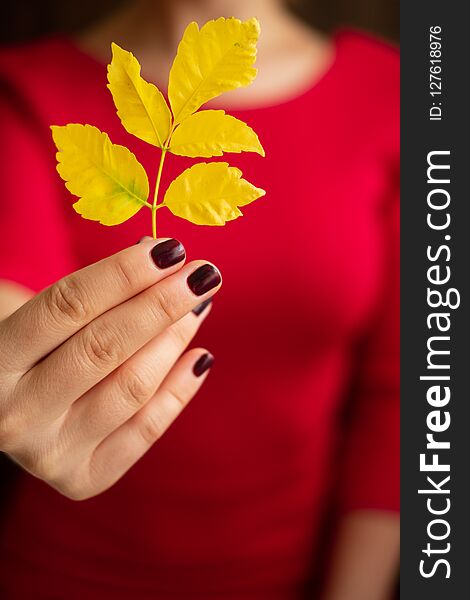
0;238;186;373
65;305;212;449
16;261;221;421
87;348;214;497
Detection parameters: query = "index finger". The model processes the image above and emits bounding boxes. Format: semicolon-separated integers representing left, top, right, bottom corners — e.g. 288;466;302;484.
0;238;186;373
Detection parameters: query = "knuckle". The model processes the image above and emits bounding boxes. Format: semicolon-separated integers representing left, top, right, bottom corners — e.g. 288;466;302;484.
150;286;179;324
116;366;155;411
114;256;139;290
166;386;189;411
138;411;165;445
81;325;122;370
167;320;192;350
46;277;89;325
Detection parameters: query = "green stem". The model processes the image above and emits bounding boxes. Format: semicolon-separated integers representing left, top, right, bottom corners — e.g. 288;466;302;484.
152;148;168;239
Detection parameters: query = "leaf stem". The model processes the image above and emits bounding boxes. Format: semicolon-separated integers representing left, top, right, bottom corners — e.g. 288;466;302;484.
152;148;168;239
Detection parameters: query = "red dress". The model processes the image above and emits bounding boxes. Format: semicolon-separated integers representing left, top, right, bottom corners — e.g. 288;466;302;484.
0;30;399;599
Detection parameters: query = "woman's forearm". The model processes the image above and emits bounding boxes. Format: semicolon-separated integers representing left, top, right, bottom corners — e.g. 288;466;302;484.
321;510;399;600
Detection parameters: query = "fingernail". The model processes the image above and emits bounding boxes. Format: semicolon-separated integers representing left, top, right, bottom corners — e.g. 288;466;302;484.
193;352;214;377
187;264;221;296
150;239;185;269
192;297;212;316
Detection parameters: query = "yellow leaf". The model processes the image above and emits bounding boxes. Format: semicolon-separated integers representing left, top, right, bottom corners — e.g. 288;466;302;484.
169;110;265;158
168;17;260;126
164;162;265;225
107;43;172;147
51;124;149;226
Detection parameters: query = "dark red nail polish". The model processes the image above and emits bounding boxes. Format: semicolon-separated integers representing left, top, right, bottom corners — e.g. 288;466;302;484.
193;353;214;377
150;239;185;269
187;264;221;296
192;298;212;316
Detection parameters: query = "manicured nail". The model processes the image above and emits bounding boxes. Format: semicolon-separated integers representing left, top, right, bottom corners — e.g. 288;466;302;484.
150;239;185;269
187;264;221;296
193;352;214;377
192;297;212;316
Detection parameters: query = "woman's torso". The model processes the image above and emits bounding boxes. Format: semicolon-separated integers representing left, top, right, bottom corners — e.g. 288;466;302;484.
0;30;399;598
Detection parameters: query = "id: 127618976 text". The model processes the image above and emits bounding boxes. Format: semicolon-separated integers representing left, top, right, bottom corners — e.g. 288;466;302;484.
429;26;443;121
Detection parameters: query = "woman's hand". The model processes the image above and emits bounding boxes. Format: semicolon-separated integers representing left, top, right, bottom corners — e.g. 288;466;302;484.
0;238;221;500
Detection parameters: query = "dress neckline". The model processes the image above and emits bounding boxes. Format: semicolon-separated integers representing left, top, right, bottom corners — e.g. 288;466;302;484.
55;29;348;114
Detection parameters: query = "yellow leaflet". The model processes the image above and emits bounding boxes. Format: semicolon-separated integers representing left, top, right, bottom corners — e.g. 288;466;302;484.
51;124;149;226
164;162;265;225
107;43;171;147
168;17;259;126
169;110;265;158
